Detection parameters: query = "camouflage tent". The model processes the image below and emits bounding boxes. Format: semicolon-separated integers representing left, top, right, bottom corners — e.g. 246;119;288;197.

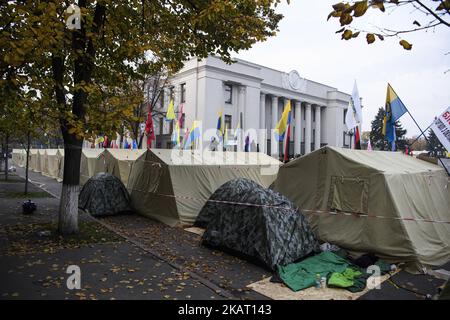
195;178;318;270
79;173;132;216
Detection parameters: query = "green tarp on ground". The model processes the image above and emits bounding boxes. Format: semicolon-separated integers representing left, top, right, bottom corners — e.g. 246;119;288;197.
278;251;350;291
273;146;450;272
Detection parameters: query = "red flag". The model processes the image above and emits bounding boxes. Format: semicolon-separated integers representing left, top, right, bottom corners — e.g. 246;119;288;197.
284;123;291;162
103;135;108;148
354;126;361;150
145;104;155;148
178;103;184;127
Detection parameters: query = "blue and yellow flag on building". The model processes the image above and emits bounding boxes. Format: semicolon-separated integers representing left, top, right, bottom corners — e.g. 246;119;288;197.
216;110;224;138
171;121;181;147
382;84;407;144
184;121;201;149
275;100;292;141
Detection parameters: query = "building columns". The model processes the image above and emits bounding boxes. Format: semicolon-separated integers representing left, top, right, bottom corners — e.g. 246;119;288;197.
259;93;266;154
294;101;301;155
314;105;321;151
271;95;278;157
305;103;312;154
237;86;246;151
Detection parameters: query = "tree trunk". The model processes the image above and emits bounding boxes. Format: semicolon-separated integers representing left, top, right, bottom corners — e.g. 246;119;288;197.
25;131;30;195
4;134;8;181
53;2;106;235
58;139;82;234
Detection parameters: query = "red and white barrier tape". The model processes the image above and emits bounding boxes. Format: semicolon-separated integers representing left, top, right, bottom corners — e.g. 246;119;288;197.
148;192;450;225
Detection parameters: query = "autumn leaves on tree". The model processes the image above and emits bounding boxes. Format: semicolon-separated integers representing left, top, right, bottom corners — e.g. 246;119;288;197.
328;0;450;50
1;0;283;235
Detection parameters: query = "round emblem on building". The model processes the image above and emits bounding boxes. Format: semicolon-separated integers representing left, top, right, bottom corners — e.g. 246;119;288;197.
288;70;302;90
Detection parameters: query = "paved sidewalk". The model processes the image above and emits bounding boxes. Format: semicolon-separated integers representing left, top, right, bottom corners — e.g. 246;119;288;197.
0;174;224;300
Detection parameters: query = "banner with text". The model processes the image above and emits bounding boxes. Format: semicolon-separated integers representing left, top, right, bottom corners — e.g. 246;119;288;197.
431;106;450;152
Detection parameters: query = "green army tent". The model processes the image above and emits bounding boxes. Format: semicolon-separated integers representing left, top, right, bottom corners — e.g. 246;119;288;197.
79;149;105;185
28;149;39;171
41;149;61;179
34;149;46;173
57;148;64;182
12;149;25;167
127;149;282;226
272;146;450;272
98;149;146;187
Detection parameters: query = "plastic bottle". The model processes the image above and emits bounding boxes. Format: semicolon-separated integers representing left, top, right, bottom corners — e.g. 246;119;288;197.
315;274;321;288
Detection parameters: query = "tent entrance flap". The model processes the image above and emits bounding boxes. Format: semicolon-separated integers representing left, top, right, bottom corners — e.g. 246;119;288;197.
328;176;369;214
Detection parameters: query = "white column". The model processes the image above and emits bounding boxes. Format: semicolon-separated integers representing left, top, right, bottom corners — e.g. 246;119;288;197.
259;93;266;154
315;105;321;150
294;101;301;155
305;103;312;154
271;95;278;157
237;86;246;151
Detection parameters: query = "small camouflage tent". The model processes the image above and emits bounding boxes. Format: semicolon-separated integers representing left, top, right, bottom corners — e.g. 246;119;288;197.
195;178;318;270
79;173;132;216
272;146;450;272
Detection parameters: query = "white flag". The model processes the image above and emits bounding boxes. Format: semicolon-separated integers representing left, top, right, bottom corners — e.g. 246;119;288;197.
345;100;357;131
352;81;363;124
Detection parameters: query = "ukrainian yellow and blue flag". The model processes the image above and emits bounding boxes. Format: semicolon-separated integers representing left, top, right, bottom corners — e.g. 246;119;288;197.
216;110;224;138
171;121;181;147
275;100;292;141
184;121;201;149
382;84;407;144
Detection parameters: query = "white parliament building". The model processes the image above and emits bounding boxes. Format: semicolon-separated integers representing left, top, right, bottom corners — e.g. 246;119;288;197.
153;56;353;158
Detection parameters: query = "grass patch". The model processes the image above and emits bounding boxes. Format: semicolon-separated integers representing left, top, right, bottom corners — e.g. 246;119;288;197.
2;220;123;256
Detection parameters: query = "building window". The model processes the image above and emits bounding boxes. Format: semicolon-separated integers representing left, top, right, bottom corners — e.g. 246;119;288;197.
343;132;349;147
343;109;347;124
169;120;173;134
224;84;232;104
303;108;306;120
302;128;306;142
169;86;174;100
180;83;186;103
313;129;316;143
181;113;185;129
225;115;232;131
313;110;316;122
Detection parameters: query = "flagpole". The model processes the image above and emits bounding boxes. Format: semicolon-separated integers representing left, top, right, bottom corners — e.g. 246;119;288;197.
406;122;432;148
390;86;449;176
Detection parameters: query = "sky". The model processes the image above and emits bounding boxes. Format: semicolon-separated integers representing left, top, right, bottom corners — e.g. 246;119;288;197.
234;0;450;137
